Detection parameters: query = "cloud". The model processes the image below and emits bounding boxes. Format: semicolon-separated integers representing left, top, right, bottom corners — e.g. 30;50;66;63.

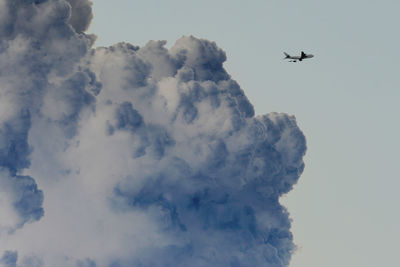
0;251;17;267
0;170;44;233
65;0;93;33
0;1;306;266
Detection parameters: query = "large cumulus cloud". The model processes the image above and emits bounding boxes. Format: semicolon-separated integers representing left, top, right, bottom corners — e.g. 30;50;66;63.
0;0;94;233
0;1;306;266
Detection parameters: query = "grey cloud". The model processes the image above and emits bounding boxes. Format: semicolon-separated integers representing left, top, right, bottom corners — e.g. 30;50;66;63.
0;251;44;267
11;174;44;228
0;0;99;233
0;1;306;266
100;37;306;266
18;256;43;267
0;169;43;233
49;71;97;138
0;251;17;267
76;258;97;267
0;110;32;173
94;43;151;90
170;36;230;82
65;0;93;33
137;40;181;80
114;102;143;131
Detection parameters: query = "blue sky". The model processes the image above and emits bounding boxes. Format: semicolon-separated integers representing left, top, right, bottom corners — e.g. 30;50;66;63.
89;0;400;266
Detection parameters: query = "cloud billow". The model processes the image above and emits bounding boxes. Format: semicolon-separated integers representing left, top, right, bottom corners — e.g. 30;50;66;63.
0;251;17;267
0;0;97;234
0;1;306;266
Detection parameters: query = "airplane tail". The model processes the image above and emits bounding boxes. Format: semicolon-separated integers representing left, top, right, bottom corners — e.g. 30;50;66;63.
283;52;290;59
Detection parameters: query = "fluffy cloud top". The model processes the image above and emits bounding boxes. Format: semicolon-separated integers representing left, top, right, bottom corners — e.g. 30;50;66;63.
0;1;306;266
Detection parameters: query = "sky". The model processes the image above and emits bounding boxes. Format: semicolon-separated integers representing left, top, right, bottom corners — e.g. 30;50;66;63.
0;0;399;266
88;0;400;266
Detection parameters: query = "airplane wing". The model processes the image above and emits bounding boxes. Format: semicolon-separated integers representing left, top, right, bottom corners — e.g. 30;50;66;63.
300;51;306;59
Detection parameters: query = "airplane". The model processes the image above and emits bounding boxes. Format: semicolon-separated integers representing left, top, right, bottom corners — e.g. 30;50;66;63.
283;51;314;62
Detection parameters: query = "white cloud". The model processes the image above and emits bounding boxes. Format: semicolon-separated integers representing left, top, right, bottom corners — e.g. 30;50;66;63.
0;1;306;266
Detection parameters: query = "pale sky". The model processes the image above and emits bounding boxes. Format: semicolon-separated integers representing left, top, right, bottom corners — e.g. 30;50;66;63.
90;1;400;266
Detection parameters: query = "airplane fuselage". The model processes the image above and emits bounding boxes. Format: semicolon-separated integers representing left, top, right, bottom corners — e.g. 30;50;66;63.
284;51;314;62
